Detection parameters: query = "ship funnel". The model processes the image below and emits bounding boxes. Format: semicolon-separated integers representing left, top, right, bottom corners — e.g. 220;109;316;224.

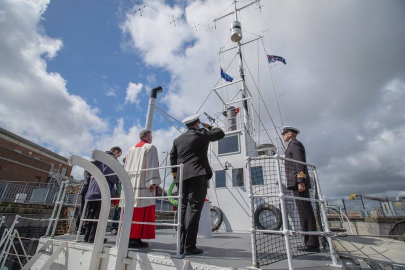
230;21;242;43
145;86;163;131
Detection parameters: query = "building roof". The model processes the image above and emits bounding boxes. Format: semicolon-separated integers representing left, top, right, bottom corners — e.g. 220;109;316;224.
0;127;68;162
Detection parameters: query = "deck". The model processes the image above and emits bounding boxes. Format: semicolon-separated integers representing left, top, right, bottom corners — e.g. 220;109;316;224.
51;229;339;270
333;235;405;267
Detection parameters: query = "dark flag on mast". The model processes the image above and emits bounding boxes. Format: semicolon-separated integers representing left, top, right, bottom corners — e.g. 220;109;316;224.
267;55;286;65
220;67;233;82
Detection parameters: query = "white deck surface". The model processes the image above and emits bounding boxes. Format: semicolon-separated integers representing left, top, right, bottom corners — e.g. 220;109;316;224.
52;230;339;269
333;235;405;266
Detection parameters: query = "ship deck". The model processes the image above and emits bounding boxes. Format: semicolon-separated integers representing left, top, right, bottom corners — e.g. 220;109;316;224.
333;235;405;267
52;229;340;270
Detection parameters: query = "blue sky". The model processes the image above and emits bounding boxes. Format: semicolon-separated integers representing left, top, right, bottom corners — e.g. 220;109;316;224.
43;0;172;131
1;0;404;200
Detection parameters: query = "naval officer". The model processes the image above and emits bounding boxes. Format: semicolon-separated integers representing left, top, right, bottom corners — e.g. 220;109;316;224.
283;126;320;252
170;114;225;255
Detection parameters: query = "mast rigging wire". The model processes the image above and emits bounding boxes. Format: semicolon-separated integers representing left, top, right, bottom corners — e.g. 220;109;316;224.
241;53;285;150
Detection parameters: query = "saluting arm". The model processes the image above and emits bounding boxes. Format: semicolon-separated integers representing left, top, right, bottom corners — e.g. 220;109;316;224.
201;123;225;141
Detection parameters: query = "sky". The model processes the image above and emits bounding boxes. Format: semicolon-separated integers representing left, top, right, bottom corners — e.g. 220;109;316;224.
0;0;404;203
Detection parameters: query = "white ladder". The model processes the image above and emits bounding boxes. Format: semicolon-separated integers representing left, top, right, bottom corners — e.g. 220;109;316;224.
22;240;67;270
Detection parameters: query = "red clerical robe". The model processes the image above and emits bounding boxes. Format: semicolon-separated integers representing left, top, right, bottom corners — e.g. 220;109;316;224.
125;140;161;239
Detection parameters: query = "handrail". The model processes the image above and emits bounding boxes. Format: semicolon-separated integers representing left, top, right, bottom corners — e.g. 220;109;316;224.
92;150;134;270
69;155;111;270
326;205;354;234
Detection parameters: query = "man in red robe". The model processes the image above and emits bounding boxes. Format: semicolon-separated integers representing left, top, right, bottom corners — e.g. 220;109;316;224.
125;130;161;247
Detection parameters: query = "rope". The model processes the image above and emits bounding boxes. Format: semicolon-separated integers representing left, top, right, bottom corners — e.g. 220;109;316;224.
260;39;285;127
197;52;240;114
155;106;183;134
17;216;50;222
241;53;285;150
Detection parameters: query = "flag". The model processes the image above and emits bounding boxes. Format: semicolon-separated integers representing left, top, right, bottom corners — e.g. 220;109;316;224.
267;55;286;65
220;68;233;82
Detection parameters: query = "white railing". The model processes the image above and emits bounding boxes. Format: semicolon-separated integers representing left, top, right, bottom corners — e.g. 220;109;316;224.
246;155;342;270
326;205;354;234
68;150;183;270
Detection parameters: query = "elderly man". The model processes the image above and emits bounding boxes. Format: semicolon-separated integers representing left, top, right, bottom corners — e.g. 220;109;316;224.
283;126;319;252
125;130;161;247
170;114;225;255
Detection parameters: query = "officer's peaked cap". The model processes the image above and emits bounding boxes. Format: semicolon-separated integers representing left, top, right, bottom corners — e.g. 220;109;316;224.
282;126;300;135
182;114;201;125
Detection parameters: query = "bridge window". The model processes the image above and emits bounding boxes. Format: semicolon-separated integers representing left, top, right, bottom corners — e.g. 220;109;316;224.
251;166;264;185
232;168;244;187
215;170;226;188
218;134;240;155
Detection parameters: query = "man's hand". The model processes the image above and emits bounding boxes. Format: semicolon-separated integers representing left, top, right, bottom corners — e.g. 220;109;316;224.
201;122;210;129
298;182;306;192
150;184;156;193
173;177;179;184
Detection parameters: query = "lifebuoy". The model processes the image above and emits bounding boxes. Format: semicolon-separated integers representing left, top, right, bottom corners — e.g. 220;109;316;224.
211;206;223;231
254;204;282;230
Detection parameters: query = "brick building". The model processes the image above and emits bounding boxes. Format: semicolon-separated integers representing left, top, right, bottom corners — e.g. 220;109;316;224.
0;127;72;185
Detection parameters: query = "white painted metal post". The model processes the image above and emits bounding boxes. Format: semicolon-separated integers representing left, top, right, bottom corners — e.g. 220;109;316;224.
69;155;111;270
45;181;65;236
51;180;68;237
274;154;294;270
246;157;258;268
175;163;184;258
75;198;89;242
312;169;342;267
92;150;135;270
0;216;19;267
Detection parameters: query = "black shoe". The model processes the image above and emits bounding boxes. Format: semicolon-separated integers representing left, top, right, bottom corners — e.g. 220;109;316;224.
185;248;203;255
129;239;148;248
297;246;320;253
88;238;107;244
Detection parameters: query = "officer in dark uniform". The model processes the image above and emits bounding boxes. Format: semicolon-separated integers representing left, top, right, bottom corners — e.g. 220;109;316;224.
170;114;225;255
283;126;320;252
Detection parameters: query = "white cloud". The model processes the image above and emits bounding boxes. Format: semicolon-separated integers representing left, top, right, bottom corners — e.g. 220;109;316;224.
121;0;405;199
124;82;143;105
0;0;107;155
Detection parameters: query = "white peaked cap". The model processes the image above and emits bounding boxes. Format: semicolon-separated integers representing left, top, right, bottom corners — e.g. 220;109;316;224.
282;126;300;135
182;114;201;125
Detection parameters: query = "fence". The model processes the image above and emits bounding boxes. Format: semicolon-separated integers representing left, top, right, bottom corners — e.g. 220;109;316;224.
246;155;340;269
0;181;59;205
341;198;405;218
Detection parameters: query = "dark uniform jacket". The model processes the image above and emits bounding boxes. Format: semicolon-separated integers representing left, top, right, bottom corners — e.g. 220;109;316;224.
170;126;225;181
284;139;311;190
85;151;119;200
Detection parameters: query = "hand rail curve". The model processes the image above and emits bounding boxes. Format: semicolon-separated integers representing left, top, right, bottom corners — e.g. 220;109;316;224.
68;155;111;270
92;150;135;270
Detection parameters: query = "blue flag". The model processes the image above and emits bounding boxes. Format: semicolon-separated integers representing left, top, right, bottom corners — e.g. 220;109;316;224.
267;55;286;65
220;68;233;82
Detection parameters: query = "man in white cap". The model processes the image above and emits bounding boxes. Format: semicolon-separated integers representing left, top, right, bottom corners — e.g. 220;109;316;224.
170;114;225;255
282;126;320;252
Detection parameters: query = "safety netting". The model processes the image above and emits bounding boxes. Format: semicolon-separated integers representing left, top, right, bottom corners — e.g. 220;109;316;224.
248;156;326;267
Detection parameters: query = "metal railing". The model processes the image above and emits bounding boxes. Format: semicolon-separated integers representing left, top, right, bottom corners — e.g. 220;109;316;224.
0;181;59;205
59;150;184;270
246;154;342;270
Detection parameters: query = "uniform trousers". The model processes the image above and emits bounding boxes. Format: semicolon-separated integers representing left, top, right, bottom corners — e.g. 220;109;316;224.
293;189;319;248
180;175;208;252
84;201;101;242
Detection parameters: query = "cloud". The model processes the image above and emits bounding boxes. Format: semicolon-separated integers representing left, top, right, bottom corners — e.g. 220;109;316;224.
0;0;107;155
121;0;405;199
124;82;143;105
